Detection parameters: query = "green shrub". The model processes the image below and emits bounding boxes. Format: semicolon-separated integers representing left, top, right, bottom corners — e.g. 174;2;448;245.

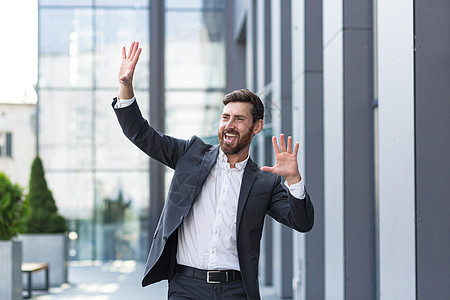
24;156;67;233
0;172;27;240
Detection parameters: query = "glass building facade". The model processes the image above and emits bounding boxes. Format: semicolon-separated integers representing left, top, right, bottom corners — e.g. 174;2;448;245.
37;0;225;261
30;0;450;298
165;0;225;139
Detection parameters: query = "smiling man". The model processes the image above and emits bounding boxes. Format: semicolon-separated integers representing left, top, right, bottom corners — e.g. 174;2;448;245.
218;90;263;164
112;42;314;300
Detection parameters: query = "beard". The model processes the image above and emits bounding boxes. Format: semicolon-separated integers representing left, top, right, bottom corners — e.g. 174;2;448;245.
218;126;255;155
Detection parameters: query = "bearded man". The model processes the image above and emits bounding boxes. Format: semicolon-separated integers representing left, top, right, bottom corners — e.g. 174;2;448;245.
112;42;314;300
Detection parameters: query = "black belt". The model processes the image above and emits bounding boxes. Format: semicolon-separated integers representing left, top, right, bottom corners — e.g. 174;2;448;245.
175;265;242;284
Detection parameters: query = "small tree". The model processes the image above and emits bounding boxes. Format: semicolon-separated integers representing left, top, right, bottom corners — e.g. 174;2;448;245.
0;172;27;240
24;156;67;233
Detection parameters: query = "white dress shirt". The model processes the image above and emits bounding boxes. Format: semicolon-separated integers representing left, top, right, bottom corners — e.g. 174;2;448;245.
176;149;306;271
115;96;306;271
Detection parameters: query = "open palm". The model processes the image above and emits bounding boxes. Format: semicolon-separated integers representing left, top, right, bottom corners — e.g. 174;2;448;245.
260;134;302;185
118;41;142;86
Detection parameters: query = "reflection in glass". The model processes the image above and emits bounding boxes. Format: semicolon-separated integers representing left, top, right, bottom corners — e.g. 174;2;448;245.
40;0;92;7
166;11;225;89
39;90;93;170
46;171;149;261
95;90;150;170
95;0;149;7
166;0;225;9
39;9;93;88
46;171;94;260
39;1;150;261
165;91;223;139
93;172;149;261
96;9;149;89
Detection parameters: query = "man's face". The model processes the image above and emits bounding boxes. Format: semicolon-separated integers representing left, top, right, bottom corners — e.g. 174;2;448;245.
218;102;261;155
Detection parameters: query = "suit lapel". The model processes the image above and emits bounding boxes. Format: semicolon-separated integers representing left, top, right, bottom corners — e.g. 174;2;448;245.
236;159;258;234
192;145;219;201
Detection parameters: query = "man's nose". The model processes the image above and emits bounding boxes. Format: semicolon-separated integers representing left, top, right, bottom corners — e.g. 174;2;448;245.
225;118;235;128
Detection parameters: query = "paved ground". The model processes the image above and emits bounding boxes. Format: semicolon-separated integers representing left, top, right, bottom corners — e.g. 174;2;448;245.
30;260;279;299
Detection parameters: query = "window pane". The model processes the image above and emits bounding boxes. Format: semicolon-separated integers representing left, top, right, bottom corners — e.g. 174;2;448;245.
94;171;149;260
40;0;92;6
165;91;223;139
95;90;150;170
39;8;93;88
6;133;12;157
47;171;149;260
95;9;149;89
39;9;93;54
96;0;149;7
166;0;224;9
39;90;93;170
166;11;225;89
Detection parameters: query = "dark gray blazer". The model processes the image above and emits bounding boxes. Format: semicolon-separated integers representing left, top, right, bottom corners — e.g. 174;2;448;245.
113;99;314;299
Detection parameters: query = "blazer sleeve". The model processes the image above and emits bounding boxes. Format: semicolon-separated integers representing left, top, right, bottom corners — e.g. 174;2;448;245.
267;176;314;232
112;98;192;169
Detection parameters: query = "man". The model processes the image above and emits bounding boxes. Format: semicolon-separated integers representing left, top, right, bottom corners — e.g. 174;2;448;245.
113;42;314;299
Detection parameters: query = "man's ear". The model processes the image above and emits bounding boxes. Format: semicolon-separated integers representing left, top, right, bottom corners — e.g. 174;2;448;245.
253;119;263;135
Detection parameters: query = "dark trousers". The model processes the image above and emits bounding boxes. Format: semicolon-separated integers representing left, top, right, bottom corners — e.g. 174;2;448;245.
168;273;247;300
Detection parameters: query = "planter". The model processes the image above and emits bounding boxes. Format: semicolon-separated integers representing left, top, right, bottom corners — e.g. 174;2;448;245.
0;240;22;300
19;233;68;287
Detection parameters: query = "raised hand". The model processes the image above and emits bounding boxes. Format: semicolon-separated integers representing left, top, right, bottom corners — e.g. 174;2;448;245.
118;41;142;99
260;134;302;185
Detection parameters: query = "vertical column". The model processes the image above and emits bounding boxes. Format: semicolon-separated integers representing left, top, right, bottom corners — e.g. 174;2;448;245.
246;0;257;92
377;0;416;299
271;0;293;298
291;0;306;299
149;0;165;244
323;0;344;298
323;0;375;298
225;0;246;92
414;0;450;298
255;0;273;286
304;0;324;299
342;0;375;298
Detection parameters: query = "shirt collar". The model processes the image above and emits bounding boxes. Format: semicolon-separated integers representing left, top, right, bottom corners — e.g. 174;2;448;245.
218;148;249;170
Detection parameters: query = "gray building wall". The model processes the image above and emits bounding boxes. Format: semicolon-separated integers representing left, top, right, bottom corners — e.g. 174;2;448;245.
229;0;449;299
414;0;450;298
342;0;376;298
304;0;324;299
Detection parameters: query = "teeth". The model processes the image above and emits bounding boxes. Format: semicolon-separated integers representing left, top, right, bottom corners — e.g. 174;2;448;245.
226;134;237;137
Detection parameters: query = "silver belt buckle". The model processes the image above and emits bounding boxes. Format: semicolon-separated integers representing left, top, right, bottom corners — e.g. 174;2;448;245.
206;270;221;284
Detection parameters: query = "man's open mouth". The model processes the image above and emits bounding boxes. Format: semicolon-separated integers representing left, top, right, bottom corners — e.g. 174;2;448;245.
224;133;238;144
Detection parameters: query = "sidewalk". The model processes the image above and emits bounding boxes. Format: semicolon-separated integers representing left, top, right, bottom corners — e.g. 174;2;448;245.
31;260;279;299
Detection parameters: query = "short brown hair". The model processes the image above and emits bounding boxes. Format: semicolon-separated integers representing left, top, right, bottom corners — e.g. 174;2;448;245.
222;89;264;123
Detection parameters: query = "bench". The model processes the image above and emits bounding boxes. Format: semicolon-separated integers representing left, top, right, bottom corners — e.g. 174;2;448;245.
21;262;49;299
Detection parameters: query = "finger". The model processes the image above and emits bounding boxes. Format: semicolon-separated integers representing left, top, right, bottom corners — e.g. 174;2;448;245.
272;136;280;155
279;133;286;152
131;41;139;61
127;41;135;59
132;47;142;65
122;46;126;59
260;166;275;173
129;42;136;61
287;136;293;153
293;142;299;156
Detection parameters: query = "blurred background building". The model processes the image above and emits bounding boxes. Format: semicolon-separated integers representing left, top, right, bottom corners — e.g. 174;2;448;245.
0;0;448;299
